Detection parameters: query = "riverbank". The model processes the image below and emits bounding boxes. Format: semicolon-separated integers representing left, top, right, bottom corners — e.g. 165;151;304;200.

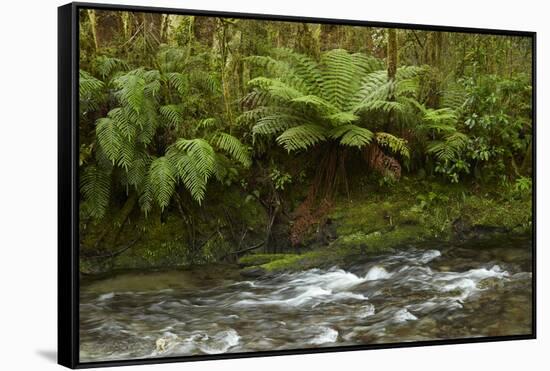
80;177;532;276
238;176;531;276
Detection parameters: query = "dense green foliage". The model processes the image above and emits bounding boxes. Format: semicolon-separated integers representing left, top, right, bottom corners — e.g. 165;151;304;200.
78;10;533;272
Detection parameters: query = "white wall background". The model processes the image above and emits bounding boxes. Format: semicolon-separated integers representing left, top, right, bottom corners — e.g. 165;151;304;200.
0;0;545;369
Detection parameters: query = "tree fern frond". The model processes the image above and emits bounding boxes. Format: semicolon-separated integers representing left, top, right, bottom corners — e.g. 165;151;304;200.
327;111;359;126
138;175;153;215
276;124;327;152
214;133;251;168
80;165;111;219
148;156;176;210
427;132;468;161
79;70;104;98
329;124;374;148
427;141;458;161
274;48;323;86
96;117;123;164
291;95;338;114
252;114;304;136
421;108;459;133
375;132;410;158
245;55;293;77
159;104;183;128
248;77;305;101
441;82;467;111
108;107;136;140
167;149;207;204
198;118;217;128
354;99;405;114
144;79;161;98
320;49;363;110
125;152;151;189
113;73;145;113
173;138;216;179
94;56;128;78
189;70;220;93
167;72;189;95
117;137;136;170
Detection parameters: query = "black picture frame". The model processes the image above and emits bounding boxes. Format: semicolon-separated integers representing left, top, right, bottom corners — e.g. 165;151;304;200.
58;2;537;369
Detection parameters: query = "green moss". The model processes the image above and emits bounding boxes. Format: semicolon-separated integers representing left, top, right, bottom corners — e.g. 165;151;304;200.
463;195;532;233
260;254;304;271
239;254;297;267
337;225;425;250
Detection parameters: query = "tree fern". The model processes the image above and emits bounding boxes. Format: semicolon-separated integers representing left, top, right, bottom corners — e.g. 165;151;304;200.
243;49;412;158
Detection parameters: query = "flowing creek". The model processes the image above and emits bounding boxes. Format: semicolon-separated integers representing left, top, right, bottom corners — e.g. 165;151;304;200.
80;235;532;362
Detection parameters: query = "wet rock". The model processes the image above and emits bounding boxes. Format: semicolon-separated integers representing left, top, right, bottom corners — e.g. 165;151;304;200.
477;277;505;290
239;266;267;278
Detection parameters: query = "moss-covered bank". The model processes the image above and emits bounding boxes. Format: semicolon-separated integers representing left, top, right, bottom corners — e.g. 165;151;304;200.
80;177;531;276
238;177;532;276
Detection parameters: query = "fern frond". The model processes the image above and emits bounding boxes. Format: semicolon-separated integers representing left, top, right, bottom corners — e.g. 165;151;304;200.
276;124;327;152
327;112;359;126
148;156;176;210
79;70;104;98
167;149;207;204
80;165;111;219
189;70;220;93
96;117;123;164
125;152;151;189
167;72;189;95
252;114;305;136
214;133;251;168
329;124;374;148
94;56;128;78
320;49;363;110
138;172;154;215
427;132;468;161
108;107;136;140
248;77;305;101
291;95;338;114
273;48;323;92
159;104;183;128
113;73;145;113
198;118;217;128
173;138;216;179
375;132;410;158
441;82;467;111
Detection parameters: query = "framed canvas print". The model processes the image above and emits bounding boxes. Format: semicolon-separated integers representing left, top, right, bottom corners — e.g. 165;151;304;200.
58;2;536;368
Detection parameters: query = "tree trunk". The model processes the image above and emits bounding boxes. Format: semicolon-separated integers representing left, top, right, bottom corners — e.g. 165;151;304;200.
386;29;398;131
387;28;398;81
88;9;124;50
